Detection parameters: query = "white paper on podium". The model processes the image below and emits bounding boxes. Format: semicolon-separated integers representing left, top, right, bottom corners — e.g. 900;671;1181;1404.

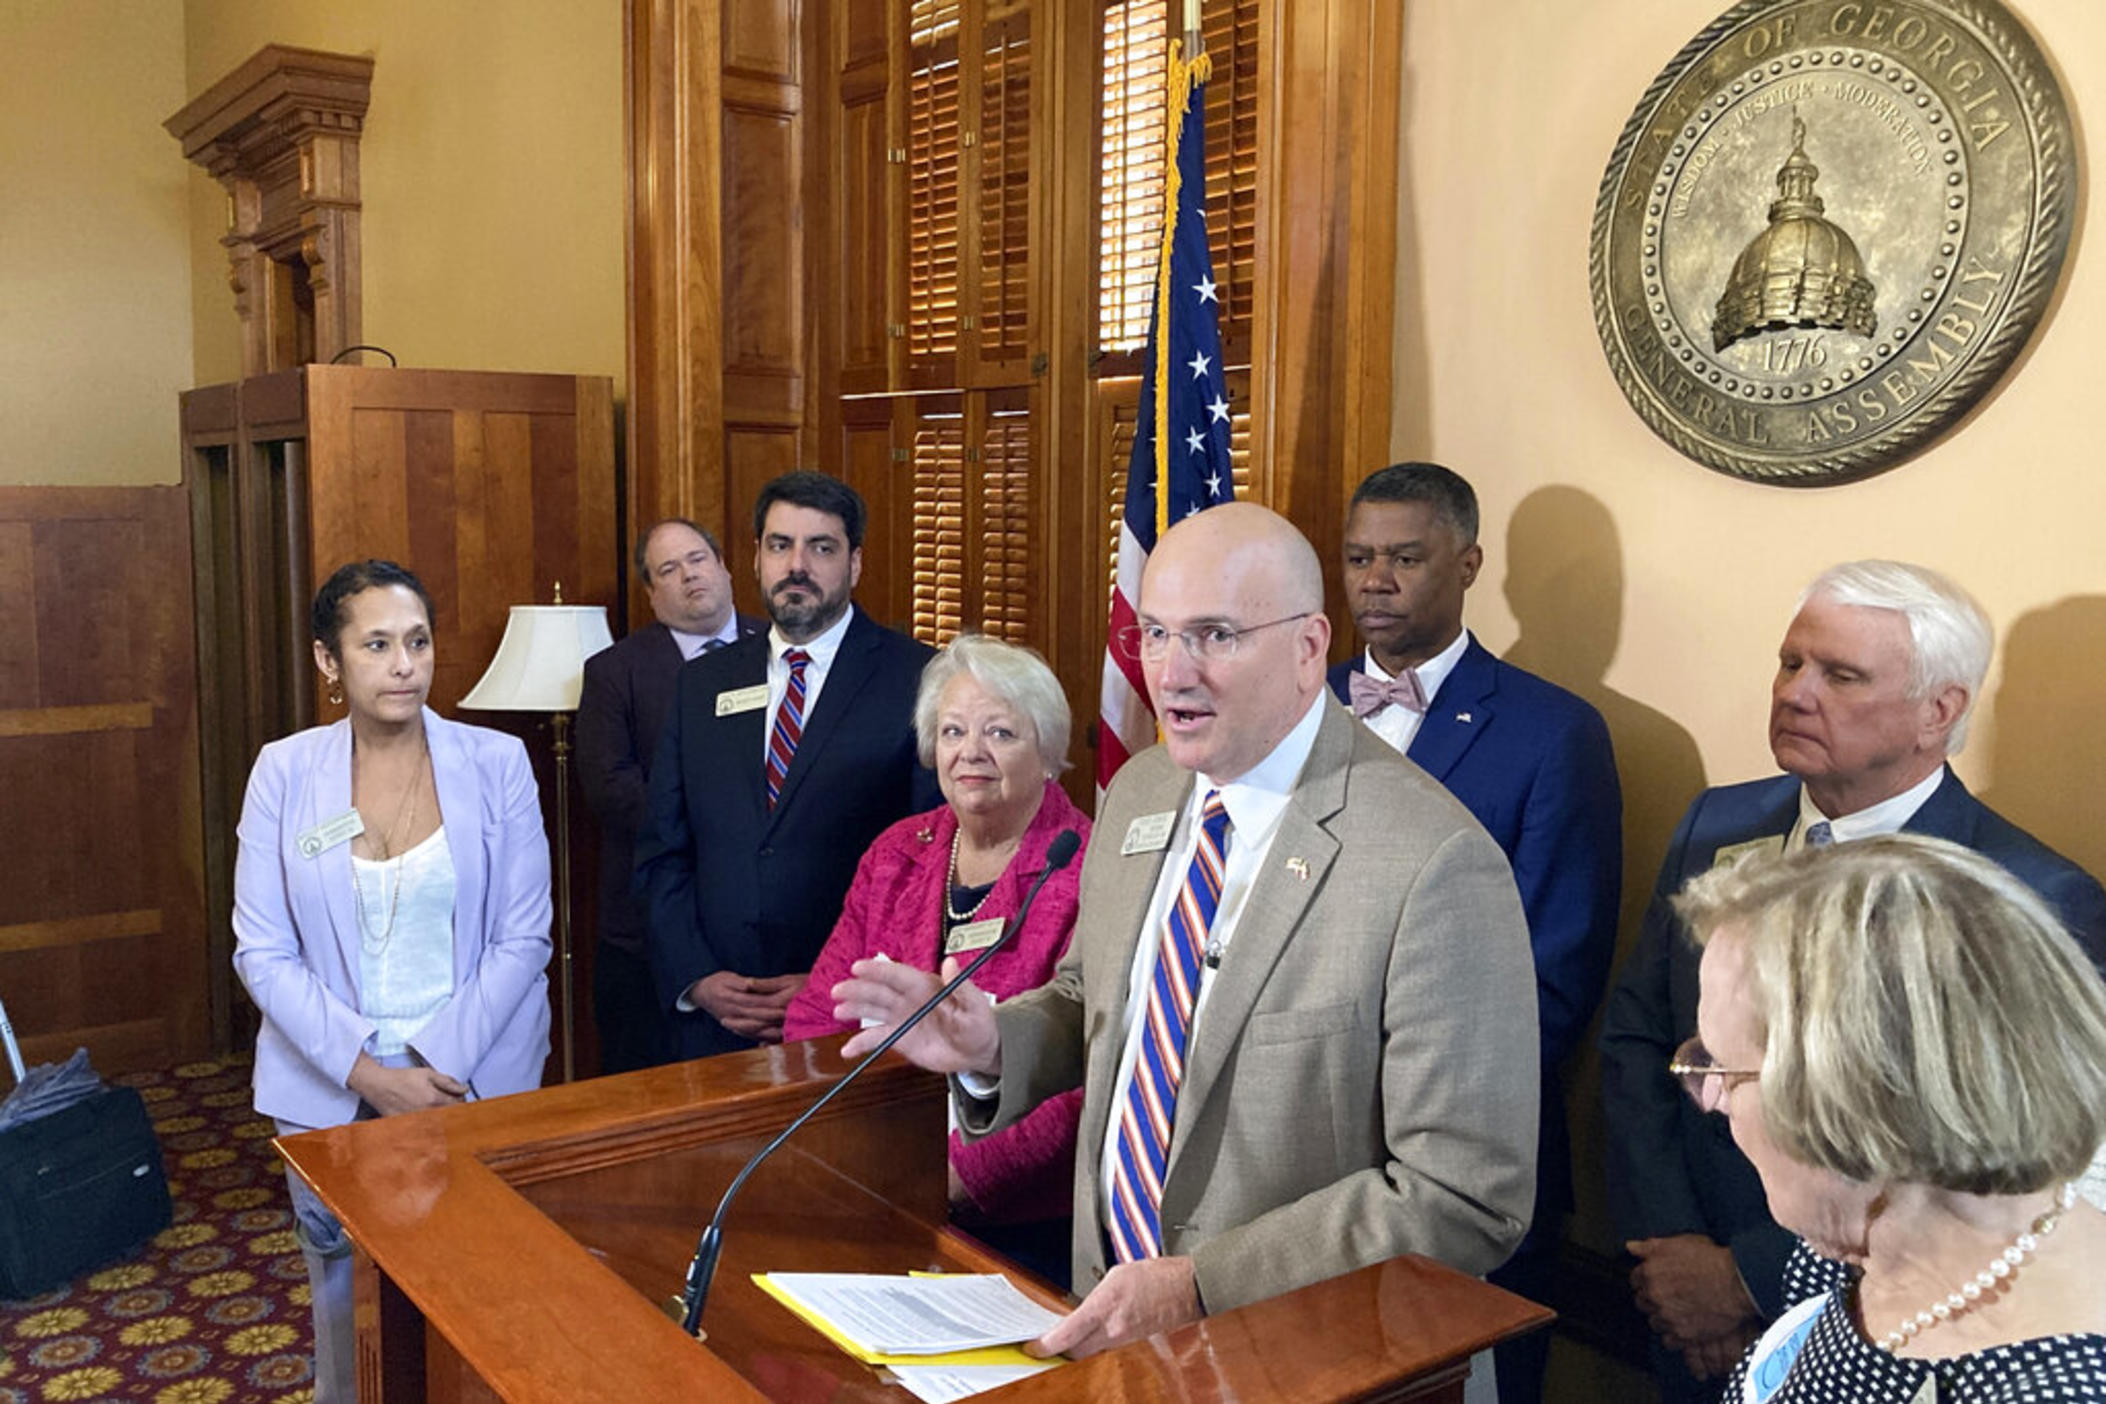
762;1272;1065;1356
890;1363;1059;1402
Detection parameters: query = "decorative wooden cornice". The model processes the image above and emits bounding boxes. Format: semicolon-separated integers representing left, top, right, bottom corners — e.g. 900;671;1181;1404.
166;46;375;374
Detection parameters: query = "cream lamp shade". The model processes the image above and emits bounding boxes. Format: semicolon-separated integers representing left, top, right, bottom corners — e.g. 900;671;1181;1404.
458;605;614;712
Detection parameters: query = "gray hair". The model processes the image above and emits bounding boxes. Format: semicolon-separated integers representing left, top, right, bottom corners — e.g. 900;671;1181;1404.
913;633;1071;774
1675;834;2106;1195
1800;560;1992;752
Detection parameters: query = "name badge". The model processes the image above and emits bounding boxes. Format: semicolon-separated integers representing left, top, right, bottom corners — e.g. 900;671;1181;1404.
1739;1293;1825;1403
715;684;770;717
1712;835;1785;871
1121;811;1178;855
945;918;1006;956
298;809;365;859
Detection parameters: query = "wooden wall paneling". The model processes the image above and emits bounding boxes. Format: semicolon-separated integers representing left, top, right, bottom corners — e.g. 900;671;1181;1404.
832;25;893;397
721;426;799;621
625;0;729;553
0;523;37;708
721;58;805;423
1249;0;1399;655
838;396;910;631
719;0;807;626
0;484;207;1074
573;383;622;633
1039;2;1099;778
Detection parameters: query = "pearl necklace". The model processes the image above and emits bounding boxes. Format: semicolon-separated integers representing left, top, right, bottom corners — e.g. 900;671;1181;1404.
945;828;1008;922
1876;1182;2079;1353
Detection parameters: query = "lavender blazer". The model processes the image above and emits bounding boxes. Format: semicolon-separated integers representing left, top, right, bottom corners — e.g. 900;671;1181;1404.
233;709;553;1128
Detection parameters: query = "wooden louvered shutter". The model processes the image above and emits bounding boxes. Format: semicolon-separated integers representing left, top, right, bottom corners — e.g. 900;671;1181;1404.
977;403;1034;640
907;1;963;384
1094;0;1169;363
966;0;1035;383
910;409;967;643
1202;0;1260;353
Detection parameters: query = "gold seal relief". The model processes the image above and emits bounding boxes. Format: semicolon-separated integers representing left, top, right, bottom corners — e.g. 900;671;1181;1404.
1590;0;2075;485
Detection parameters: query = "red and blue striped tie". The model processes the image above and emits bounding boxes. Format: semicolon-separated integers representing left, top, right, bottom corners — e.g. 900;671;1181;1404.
764;648;811;809
1109;791;1231;1263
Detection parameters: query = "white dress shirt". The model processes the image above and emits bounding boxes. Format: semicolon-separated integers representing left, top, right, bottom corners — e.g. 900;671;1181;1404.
1356;628;1471;757
761;604;856;764
1787;766;1945;851
1095;691;1329;1241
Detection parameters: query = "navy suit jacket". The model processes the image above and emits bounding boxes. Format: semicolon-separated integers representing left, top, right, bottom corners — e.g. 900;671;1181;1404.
636;608;937;1058
1329;638;1622;1219
574;616;764;956
1599;767;2106;1317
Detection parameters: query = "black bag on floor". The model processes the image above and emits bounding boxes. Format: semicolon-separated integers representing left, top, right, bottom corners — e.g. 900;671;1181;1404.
0;1025;172;1299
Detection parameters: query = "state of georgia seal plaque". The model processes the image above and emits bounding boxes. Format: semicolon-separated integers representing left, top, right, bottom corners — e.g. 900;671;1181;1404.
1590;0;2075;485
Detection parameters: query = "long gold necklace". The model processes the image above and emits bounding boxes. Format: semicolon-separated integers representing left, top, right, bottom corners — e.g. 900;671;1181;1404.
350;746;429;951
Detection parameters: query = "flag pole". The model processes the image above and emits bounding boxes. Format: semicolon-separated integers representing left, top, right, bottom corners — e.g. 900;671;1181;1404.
1184;0;1204;52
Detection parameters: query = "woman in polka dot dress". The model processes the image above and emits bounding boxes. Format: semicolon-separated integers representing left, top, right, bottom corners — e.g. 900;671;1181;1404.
1669;835;2106;1402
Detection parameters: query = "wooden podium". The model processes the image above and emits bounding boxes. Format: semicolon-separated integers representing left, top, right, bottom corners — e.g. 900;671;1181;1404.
279;1039;1552;1401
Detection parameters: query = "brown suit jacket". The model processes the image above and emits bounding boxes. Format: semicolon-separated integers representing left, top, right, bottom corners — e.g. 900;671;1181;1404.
964;701;1538;1313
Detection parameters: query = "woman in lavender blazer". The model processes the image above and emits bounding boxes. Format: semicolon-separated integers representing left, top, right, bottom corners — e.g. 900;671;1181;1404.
785;634;1087;1277
233;561;550;1402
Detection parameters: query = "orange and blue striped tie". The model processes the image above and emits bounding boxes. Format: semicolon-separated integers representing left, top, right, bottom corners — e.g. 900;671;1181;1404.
1109;791;1231;1263
764;648;811;809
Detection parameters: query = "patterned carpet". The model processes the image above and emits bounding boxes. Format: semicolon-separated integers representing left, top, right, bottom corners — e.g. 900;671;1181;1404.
0;1056;314;1404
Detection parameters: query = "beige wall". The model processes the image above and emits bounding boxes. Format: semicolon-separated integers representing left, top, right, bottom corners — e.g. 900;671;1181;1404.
182;0;627;393
0;0;192;486
1397;0;2106;882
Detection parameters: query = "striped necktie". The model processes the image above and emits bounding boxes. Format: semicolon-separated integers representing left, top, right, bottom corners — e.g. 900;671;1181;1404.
764;648;811;809
1109;791;1232;1264
1805;819;1834;848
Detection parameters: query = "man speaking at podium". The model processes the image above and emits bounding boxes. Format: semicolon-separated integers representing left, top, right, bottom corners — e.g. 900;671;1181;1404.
834;503;1538;1357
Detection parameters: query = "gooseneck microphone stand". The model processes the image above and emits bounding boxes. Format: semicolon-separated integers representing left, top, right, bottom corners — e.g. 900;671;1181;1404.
672;829;1082;1338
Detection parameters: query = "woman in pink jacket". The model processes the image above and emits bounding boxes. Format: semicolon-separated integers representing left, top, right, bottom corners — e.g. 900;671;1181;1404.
785;633;1087;1281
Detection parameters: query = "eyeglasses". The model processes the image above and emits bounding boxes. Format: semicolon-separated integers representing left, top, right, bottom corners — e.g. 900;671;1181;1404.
1668;1034;1761;1113
1114;613;1311;664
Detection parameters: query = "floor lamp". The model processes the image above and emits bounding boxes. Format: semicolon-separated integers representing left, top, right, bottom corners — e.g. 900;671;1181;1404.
459;587;613;1082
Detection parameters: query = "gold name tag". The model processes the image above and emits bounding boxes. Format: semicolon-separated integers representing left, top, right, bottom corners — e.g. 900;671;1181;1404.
298;808;365;859
1121;810;1178;855
715;684;770;717
945;918;1006;956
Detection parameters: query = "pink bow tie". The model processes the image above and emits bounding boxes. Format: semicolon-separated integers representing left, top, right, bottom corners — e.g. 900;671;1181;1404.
1349;668;1428;719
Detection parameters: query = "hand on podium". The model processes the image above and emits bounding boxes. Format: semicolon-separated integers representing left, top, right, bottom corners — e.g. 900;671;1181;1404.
1027;1256;1202;1359
834;956;1002;1076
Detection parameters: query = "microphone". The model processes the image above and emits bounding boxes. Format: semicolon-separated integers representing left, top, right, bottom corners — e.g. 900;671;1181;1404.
671;827;1083;1337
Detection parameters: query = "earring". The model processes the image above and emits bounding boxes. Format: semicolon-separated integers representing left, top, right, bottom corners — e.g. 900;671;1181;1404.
325;674;344;707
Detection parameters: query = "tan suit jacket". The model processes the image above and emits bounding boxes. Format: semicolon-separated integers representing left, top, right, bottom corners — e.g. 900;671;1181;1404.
964;701;1538;1313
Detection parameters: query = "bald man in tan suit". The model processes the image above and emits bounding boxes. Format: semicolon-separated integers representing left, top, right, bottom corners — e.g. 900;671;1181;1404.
836;503;1537;1358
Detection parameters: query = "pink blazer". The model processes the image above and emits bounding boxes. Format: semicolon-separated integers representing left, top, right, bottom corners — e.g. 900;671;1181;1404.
784;781;1089;1221
233;710;553;1128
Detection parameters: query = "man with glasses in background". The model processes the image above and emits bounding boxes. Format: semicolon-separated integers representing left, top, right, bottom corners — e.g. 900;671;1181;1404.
1600;558;2106;1402
831;502;1538;1365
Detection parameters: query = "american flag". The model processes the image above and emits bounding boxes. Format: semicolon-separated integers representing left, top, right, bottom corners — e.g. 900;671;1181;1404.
1098;42;1235;797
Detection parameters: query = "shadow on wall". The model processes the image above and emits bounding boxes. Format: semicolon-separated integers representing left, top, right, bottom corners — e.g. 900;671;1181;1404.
1497;484;1708;1254
1979;595;2106;885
